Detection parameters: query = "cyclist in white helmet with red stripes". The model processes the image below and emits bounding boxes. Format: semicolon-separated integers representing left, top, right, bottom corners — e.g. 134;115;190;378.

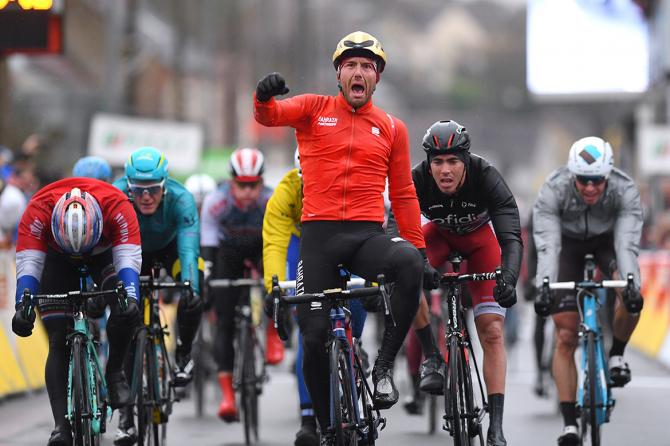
200;147;275;421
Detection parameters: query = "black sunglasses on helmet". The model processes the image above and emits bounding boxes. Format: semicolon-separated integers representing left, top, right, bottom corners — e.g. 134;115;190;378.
343;39;375;49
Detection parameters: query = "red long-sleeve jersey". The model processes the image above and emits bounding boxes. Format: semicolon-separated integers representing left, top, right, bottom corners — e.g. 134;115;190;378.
254;93;425;249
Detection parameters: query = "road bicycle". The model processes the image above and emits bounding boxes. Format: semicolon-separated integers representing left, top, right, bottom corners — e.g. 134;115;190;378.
541;254;634;446
21;264;127;446
208;276;267;445
271;269;388;446
132;262;192;446
439;254;499;445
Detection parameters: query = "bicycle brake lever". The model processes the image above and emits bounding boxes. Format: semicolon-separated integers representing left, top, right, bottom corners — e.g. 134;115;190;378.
21;288;33;319
115;281;128;312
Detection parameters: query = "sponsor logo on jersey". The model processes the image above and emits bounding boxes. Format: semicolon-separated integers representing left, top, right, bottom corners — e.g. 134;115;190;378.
317;116;338;127
296;260;305;296
29;218;45;239
431;213;478;225
114;212;129;243
371;126;380;136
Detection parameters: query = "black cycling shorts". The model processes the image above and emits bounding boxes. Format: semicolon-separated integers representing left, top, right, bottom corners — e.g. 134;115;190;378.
553;233;617;314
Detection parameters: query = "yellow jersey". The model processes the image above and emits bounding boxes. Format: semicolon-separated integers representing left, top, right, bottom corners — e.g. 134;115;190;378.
262;168;303;293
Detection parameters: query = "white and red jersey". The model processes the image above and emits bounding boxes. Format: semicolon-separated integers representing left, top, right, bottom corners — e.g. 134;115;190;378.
15;178;142;303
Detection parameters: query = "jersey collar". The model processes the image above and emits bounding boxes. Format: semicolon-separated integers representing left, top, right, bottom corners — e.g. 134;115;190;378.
336;93;373;113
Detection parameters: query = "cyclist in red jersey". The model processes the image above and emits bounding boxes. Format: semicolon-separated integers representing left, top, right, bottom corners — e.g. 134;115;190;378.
254;31;439;444
12;178;142;446
388;120;522;446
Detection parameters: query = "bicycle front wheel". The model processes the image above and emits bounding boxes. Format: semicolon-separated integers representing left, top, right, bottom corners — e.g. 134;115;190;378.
148;333;171;446
330;338;359;446
445;336;469;445
239;322;260;445
71;335;95;446
583;331;600;446
133;328;150;446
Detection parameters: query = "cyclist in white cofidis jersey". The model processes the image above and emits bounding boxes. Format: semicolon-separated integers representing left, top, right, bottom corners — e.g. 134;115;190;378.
533;136;644;446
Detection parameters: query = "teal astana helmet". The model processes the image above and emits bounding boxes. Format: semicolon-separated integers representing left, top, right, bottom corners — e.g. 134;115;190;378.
125;146;168;182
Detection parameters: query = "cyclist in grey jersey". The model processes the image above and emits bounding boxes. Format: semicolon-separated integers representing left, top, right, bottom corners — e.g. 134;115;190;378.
533;136;643;446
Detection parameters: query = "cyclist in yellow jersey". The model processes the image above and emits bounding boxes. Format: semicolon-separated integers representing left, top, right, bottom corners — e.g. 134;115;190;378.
263;150;320;446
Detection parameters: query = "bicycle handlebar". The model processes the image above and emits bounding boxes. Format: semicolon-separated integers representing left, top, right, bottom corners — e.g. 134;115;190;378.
277;277;366;290
543;273;634;291
139;276;193;295
270;273;392;341
276;285;380;305
207;278;263;288
439;270;500;284
22;281;128;315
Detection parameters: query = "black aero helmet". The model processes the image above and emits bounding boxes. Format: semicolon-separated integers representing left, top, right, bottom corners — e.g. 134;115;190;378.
422;120;470;158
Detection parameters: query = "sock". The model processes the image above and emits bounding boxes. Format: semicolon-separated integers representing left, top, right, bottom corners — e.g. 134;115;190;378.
609;337;628;358
488;393;505;431
415;325;440;357
560;401;577;427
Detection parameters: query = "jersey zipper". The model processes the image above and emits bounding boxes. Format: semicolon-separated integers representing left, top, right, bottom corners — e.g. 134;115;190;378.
584;207;589;241
342;107;356;220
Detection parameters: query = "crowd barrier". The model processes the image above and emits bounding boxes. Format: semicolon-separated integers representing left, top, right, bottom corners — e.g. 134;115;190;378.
0;248;48;399
630;250;670;368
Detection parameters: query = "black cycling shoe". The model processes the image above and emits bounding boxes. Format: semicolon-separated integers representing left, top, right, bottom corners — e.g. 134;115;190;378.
107;370;131;409
486;427;507;446
372;364;398;410
557;425;580;446
609;355;631;388
47;424;72;446
419;354;445;395
173;348;195;387
113;406;137;446
294;424;319;446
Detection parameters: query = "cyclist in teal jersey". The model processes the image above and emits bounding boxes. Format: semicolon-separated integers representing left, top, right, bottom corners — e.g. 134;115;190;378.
112;146;204;445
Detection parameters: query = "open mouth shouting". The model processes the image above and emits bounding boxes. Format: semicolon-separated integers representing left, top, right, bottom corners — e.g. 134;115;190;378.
350;81;366;99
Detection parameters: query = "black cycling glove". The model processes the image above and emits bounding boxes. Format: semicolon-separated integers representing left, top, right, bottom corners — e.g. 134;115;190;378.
115;298;140;327
12;301;35;337
493;268;517;308
256;72;290;102
419;249;440;290
623;286;643;314
534;285;553;317
179;290;204;321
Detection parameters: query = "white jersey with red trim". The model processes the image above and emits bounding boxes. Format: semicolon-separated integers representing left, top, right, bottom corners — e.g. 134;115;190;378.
15;177;142;304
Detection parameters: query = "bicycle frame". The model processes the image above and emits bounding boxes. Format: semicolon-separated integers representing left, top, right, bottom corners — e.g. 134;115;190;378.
271;272;388;445
22;264;125;444
208;275;267;445
133;263;190;445
65;265;110;436
545;254;634;445
576;287;612;427
441;279;488;428
438;256;497;445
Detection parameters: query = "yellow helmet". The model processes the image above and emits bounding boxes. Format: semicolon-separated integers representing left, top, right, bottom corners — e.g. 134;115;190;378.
332;31;387;73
